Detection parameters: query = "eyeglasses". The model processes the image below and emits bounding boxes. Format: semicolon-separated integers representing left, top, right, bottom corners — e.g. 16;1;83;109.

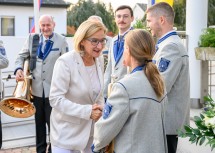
115;14;130;19
86;38;107;46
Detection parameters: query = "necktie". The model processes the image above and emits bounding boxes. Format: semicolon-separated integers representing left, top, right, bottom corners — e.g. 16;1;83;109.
117;35;123;57
119;35;123;42
44;40;53;55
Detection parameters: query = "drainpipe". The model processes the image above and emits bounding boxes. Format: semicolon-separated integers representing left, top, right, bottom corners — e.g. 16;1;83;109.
33;0;40;33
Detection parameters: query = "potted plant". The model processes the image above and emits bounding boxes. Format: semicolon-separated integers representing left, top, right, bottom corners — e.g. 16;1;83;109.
178;95;215;151
195;28;215;60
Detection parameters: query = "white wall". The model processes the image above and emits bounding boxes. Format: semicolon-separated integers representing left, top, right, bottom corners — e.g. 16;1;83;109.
0;5;67;37
133;5;145;21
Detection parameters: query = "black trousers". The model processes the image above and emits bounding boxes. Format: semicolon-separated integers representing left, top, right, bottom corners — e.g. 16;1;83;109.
32;95;52;153
166;135;178;153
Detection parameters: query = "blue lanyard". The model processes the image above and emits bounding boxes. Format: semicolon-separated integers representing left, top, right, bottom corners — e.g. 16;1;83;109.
130;65;145;74
37;33;54;60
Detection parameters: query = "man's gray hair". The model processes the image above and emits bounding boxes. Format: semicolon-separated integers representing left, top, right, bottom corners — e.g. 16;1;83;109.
88;15;103;23
39;14;54;22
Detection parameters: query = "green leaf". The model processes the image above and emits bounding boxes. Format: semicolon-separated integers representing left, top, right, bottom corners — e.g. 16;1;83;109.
204;95;213;102
204;130;214;136
184;125;192;133
195;122;208;130
189;135;196;142
194;116;202;122
211;144;215;151
193;129;201;135
177;130;185;137
196;137;200;145
186;133;194;137
199;28;215;47
200;114;205;119
207;138;215;145
199;136;206;145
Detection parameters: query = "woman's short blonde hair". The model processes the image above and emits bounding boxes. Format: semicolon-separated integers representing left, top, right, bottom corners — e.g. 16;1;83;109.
73;20;107;52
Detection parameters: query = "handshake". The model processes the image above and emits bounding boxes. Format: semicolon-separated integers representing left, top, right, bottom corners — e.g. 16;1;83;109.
90;103;103;121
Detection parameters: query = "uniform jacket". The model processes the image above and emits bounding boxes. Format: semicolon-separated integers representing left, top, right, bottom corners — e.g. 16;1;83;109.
93;71;167;153
104;35;128;98
102;36;112;56
0;41;9;96
153;33;190;135
49;50;104;150
14;33;68;97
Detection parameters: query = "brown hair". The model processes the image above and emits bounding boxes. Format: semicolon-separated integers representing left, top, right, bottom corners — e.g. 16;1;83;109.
125;29;165;99
146;2;174;24
115;5;133;17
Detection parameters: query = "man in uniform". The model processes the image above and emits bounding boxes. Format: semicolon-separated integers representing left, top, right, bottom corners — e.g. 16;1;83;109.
146;2;190;153
104;5;134;99
14;14;68;153
0;40;9;149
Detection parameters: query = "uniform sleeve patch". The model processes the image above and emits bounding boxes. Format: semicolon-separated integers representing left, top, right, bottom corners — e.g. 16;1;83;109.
158;58;170;72
0;48;6;56
103;102;112;119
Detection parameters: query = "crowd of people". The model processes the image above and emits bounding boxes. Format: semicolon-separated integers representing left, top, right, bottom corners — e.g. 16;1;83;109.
0;2;190;153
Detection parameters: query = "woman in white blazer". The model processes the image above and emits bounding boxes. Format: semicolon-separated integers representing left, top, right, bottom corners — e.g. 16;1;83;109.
49;20;107;153
92;29;167;153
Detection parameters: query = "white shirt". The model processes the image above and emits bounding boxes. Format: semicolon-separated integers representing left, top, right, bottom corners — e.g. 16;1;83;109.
86;64;101;137
85;64;101;101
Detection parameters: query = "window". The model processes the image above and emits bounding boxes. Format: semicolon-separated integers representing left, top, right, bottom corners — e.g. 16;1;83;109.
1;16;15;36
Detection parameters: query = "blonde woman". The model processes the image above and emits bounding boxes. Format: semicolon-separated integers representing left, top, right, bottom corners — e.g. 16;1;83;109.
49;20;107;153
93;29;167;153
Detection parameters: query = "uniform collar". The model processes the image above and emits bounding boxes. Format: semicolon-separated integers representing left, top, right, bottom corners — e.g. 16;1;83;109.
118;27;133;38
41;33;54;42
157;30;177;45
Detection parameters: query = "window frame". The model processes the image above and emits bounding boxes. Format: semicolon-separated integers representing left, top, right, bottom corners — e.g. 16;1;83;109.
1;16;15;36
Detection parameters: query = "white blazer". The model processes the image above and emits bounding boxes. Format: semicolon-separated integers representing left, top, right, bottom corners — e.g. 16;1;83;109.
49;50;104;150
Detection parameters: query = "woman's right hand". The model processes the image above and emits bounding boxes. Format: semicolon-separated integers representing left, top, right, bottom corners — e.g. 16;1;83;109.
90;104;103;121
15;69;24;81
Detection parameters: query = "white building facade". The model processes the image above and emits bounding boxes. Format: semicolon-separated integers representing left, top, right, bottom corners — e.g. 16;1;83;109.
0;0;70;37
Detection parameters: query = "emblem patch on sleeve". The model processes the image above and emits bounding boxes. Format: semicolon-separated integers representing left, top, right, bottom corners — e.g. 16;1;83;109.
103;102;112;119
158;58;170;72
0;48;6;56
